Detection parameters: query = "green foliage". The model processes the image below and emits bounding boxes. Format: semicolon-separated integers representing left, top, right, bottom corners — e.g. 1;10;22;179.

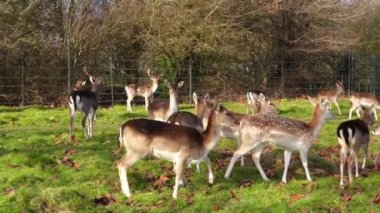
1;99;380;212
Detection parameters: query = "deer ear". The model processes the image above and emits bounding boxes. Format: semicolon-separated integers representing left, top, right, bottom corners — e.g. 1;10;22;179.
177;81;184;88
81;81;86;86
193;92;198;104
204;93;209;101
147;69;151;77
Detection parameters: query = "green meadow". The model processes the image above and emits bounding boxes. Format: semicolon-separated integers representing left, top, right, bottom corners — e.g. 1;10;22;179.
1;98;380;212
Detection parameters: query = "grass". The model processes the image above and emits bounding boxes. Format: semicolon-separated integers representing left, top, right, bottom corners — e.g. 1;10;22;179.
1;98;380;212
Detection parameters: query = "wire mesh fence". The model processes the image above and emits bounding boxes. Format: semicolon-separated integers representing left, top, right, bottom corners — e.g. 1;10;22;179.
1;54;380;106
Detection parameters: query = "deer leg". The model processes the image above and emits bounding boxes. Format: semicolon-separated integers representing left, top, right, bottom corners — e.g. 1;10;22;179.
117;152;142;197
81;112;89;139
362;144;368;169
282;150;292;183
251;144;269;181
340;145;348;186
126;96;134;112
300;150;312;181
225;144;256;179
348;152;355;183
69;107;76;139
235;137;245;167
144;96;150;111
88;111;95;139
373;108;378;121
335;102;342;115
173;159;185;199
201;157;214;184
349;106;358;120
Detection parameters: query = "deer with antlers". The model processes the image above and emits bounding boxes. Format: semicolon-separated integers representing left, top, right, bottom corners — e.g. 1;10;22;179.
125;69;163;112
337;105;374;187
318;80;344;115
116;104;240;199
69;66;103;139
224;98;333;183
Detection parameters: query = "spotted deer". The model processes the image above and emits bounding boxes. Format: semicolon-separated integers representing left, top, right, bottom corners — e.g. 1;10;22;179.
116;105;240;199
349;92;380;120
337;105;374;187
224;99;333;183
125;69;163;112
147;80;184;121
247;90;266;114
317;80;344;115
69;67;103;139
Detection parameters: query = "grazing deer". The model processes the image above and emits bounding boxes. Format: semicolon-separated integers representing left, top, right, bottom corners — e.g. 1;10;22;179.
349;92;380;120
249;92;279;115
247;90;266;114
147;81;184;121
117;105;240;199
69;67;103;139
125;69;163;112
337;106;374;187
224;99;333;183
317;80;344;115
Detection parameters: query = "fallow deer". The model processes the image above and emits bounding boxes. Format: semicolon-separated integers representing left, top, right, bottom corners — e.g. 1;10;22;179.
247;90;266;114
117;105;240;199
318;80;344;115
147;80;184;121
337;105;374;187
224;99;333;183
249;92;279;115
167;111;204;132
73;80;87;91
125;69;163;112
193;92;213;128
349;92;380;120
69;67;103;139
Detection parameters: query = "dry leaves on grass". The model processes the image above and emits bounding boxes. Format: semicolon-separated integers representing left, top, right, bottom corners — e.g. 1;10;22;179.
341;193;352;202
4;188;15;197
71;135;79;145
373;189;380;204
213;204;222;212
94;194;116;206
239;179;252;188
62;157;81;170
290;194;305;202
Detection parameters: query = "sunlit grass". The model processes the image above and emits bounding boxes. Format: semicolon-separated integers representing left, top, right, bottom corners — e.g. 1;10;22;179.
1;98;380;212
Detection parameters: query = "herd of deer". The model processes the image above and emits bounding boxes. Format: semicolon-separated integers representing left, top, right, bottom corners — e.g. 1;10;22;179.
68;68;380;199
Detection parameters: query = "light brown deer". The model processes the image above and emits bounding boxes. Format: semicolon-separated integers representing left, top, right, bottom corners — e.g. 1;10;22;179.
224;99;333;183
69;66;103;139
147;80;184;121
337;105;374;187
349;92;380;120
248;92;279;115
117;105;240;199
125;69;163;112
318;80;344;115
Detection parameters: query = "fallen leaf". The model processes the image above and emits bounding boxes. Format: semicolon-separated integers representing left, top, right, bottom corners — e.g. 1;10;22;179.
64;149;77;156
94;194;116;206
153;175;170;189
229;190;239;201
239;179;252;188
71;135;79;145
213;204;221;211
265;169;274;178
342;193;352;202
373;190;380;204
62;157;80;170
290;194;305;201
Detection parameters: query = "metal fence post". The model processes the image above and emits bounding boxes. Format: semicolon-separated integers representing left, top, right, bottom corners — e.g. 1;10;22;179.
110;64;114;105
189;54;192;103
281;57;285;97
21;62;25;106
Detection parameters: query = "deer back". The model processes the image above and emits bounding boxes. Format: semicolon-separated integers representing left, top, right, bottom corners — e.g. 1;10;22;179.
167;111;204;132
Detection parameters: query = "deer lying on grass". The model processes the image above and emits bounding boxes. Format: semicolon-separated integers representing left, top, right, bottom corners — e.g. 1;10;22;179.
125;69;163;112
69;67;103;139
248;92;279;115
337;106;374;187
148;80;184;121
117;104;240;199
318;80;344;115
349;92;380;120
224;98;333;183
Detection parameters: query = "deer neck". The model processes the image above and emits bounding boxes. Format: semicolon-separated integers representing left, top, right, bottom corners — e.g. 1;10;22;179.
151;81;159;93
202;110;221;151
308;104;325;139
168;93;178;115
